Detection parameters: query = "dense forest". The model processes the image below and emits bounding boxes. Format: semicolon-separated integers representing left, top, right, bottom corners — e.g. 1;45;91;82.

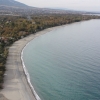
0;14;100;88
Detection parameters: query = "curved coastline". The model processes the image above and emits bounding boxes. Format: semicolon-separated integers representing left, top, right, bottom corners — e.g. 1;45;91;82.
0;26;61;100
0;19;100;100
21;25;64;100
21;41;41;100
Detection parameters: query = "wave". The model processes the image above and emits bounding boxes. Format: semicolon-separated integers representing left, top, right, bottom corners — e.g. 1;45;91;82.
21;41;41;100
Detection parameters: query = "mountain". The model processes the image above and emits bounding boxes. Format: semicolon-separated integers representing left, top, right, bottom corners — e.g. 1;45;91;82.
0;0;93;16
0;0;28;7
0;0;73;16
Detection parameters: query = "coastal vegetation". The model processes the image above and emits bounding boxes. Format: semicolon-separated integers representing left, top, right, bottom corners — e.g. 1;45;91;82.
0;14;100;88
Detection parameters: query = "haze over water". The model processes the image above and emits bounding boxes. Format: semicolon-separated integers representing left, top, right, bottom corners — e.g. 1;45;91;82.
23;20;100;100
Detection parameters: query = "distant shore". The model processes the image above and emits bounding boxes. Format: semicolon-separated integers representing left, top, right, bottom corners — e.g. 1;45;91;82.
0;26;62;100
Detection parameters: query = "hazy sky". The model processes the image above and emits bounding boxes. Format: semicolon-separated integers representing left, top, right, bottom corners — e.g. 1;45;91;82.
16;0;100;12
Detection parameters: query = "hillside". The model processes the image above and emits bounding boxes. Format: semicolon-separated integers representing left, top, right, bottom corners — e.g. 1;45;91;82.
0;0;97;16
0;0;28;7
0;0;84;15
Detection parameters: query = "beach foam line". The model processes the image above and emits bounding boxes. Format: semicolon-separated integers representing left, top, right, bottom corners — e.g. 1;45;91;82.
21;41;41;100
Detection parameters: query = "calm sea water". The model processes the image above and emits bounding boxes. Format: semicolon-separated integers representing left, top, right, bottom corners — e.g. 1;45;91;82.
23;20;100;100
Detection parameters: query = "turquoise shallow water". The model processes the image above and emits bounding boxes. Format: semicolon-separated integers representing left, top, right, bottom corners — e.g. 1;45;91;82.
23;20;100;100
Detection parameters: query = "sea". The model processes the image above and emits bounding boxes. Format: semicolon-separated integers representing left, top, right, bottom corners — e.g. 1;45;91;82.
22;19;100;100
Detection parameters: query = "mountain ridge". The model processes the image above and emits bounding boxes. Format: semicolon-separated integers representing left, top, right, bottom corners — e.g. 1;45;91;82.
0;0;98;16
0;0;29;8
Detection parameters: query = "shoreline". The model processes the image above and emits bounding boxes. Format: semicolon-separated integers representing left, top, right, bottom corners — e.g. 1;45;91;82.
21;37;41;100
0;19;98;100
0;26;62;100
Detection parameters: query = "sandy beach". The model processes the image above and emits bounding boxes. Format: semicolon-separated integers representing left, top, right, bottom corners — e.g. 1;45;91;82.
0;26;61;100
